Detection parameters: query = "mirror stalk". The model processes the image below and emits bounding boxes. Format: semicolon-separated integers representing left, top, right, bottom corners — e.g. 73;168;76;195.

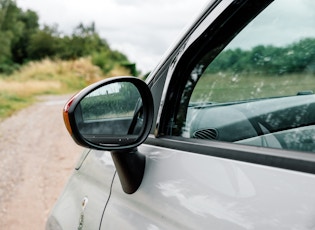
111;148;145;194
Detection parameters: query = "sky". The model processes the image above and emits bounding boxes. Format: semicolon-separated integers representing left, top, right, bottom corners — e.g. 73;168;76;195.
16;0;209;73
228;0;315;50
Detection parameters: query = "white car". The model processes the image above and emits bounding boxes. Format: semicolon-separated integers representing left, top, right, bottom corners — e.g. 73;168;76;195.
47;0;315;229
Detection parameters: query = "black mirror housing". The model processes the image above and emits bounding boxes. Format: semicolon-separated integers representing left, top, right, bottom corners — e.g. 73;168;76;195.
63;76;154;151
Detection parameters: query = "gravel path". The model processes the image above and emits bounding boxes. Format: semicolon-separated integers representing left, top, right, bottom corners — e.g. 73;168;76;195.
0;95;83;229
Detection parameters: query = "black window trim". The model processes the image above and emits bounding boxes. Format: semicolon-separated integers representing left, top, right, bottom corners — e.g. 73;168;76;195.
156;0;274;137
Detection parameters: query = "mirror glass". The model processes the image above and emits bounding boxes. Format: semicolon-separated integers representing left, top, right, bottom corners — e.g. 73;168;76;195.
74;82;142;146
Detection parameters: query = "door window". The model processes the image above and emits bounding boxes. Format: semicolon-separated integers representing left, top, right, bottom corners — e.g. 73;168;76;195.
174;0;315;153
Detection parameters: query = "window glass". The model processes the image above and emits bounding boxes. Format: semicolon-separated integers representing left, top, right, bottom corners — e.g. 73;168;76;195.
177;0;315;153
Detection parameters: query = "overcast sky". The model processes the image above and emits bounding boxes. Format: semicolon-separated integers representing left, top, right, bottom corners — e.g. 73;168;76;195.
229;0;315;50
17;0;209;73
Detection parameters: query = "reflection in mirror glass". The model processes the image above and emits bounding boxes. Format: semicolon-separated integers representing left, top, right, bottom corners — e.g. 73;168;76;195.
80;82;140;121
74;82;142;145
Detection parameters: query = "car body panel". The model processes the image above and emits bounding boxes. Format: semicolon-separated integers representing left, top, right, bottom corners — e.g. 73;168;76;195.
101;144;315;229
46;149;115;229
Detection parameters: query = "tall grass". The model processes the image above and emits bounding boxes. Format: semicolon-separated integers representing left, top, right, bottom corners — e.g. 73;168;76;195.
191;72;315;103
0;58;131;119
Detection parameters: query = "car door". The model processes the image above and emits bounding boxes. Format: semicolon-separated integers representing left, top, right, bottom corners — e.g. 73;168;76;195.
100;0;315;229
46;149;116;230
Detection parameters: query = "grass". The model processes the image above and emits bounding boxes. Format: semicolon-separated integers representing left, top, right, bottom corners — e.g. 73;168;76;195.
0;58;131;120
0;80;59;118
4;59;313;120
191;72;315;103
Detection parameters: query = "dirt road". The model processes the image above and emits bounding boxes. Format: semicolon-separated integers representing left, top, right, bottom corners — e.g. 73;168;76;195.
0;95;83;230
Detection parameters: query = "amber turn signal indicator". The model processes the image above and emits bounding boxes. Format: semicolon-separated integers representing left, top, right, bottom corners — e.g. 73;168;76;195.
63;95;76;136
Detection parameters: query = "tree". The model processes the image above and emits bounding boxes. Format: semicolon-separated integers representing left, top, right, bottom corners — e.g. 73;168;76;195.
12;9;39;63
0;1;135;75
0;0;40;72
0;0;22;71
206;38;315;75
92;49;129;74
27;25;59;60
55;22;110;60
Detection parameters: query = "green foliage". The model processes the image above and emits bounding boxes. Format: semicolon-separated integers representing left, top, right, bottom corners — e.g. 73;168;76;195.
0;0;21;72
12;9;39;63
122;63;138;76
0;57;108;120
192;72;315;103
207;38;315;75
27;25;59;60
0;91;32;118
0;0;40;73
0;1;137;75
81;94;138;120
91;49;129;74
81;82;140;120
57;23;110;60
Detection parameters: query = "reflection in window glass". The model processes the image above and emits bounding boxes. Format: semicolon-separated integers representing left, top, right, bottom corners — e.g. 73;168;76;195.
192;0;315;103
179;0;315;153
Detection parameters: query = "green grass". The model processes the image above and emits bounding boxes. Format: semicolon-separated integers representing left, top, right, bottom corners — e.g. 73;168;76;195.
191;72;315;103
0;92;33;118
0;58;131;120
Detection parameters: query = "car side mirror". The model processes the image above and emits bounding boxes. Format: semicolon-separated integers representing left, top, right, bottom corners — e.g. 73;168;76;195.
63;76;154;151
63;77;154;194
